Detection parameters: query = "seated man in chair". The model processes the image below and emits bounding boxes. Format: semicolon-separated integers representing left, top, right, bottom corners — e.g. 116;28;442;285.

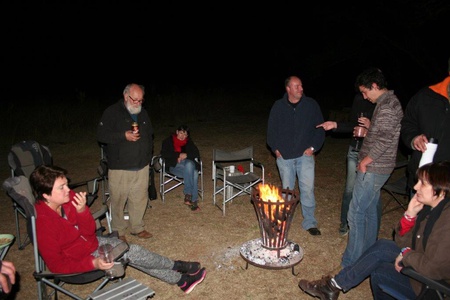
30;165;206;294
161;124;201;211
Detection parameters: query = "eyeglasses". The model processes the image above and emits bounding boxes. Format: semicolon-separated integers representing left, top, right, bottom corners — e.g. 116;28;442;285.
128;95;144;104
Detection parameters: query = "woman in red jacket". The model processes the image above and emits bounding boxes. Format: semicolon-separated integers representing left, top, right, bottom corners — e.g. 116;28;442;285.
30;165;206;294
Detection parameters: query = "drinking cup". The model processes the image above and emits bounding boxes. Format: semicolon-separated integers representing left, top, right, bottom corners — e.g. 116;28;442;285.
98;243;114;263
354;126;367;138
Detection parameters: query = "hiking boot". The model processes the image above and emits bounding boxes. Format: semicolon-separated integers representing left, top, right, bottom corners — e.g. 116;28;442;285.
190;202;201;211
178;267;206;294
130;230;153;239
184;194;192;205
173;261;201;275
298;276;340;300
339;224;349;236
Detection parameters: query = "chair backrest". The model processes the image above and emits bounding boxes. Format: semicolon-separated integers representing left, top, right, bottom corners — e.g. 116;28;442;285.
8;140;53;178
213;146;254;162
3;176;36;219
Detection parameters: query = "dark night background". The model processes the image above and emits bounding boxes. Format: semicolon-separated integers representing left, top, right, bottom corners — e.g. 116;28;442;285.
2;1;449;113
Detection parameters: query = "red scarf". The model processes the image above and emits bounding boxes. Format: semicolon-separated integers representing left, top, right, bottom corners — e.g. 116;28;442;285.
172;134;188;152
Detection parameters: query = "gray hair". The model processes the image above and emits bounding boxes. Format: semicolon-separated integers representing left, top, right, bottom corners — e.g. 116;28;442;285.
123;83;145;95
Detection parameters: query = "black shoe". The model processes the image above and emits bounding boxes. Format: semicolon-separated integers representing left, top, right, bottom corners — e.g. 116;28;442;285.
173;261;201;275
307;227;321;236
190;203;201;211
178;267;206;294
338;224;349;236
184;194;192;205
298;276;340;300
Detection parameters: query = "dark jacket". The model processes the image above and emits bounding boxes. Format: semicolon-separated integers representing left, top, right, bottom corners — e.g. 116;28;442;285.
401;83;450;189
160;135;200;171
334;93;376;148
395;199;450;296
97;100;153;170
267;93;325;159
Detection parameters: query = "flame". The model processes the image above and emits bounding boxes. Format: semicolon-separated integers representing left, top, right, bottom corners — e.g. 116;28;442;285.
257;183;284;202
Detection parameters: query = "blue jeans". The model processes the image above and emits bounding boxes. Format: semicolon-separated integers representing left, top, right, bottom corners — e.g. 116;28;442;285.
335;239;415;300
169;159;199;202
340;146;359;227
276;155;317;230
342;171;390;267
340;146;382;230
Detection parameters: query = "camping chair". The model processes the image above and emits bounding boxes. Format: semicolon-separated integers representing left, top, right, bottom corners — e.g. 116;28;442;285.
401;266;450;300
381;160;409;215
7;140;111;250
212;146;264;216
2;176;155;300
152;155;204;203
379;266;450;300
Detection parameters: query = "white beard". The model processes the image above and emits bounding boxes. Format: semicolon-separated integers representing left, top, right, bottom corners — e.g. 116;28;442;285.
126;102;142;114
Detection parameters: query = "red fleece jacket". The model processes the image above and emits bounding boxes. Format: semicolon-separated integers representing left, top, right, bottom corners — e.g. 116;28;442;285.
35;191;99;273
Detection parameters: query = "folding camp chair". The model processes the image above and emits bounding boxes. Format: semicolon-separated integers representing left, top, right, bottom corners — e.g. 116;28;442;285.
7;140;111;250
381;160;409;215
379;266;450;300
2;176;155;300
152;155;204;203
212;146;264;216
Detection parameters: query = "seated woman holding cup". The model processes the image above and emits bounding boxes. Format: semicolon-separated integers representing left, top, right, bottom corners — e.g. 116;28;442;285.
30;165;206;294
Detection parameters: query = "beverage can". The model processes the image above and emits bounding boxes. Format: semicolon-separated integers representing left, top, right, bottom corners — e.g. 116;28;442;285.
131;122;139;134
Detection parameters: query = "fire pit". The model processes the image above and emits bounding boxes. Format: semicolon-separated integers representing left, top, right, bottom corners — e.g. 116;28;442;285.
240;184;304;275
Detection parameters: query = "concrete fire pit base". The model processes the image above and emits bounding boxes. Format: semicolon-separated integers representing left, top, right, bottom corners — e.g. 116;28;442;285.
240;238;304;274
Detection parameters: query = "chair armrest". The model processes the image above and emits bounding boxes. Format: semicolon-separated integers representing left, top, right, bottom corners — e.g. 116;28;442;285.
253;161;264;168
215;163;225;170
401;266;450;295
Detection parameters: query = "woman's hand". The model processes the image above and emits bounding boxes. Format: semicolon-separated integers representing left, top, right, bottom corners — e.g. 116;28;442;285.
71;191;87;213
178;153;187;163
93;257;114;270
405;194;423;217
394;254;403;272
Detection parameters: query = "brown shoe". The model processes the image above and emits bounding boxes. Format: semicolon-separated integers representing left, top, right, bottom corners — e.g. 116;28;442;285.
118;235;127;243
298;276;340;300
131;230;153;239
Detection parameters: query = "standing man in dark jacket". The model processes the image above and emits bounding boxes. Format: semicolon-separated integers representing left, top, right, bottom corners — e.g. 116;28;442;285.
97;83;154;242
401;57;450;194
267;75;325;236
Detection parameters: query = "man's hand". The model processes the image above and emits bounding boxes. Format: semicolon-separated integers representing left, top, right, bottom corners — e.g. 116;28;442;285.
412;134;428;152
316;121;337;131
125;130;141;142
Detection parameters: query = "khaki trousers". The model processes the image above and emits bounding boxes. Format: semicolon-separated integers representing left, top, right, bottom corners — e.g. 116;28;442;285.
108;165;149;236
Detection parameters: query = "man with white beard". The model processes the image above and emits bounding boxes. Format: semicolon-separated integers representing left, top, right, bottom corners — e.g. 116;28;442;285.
97;83;154;242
